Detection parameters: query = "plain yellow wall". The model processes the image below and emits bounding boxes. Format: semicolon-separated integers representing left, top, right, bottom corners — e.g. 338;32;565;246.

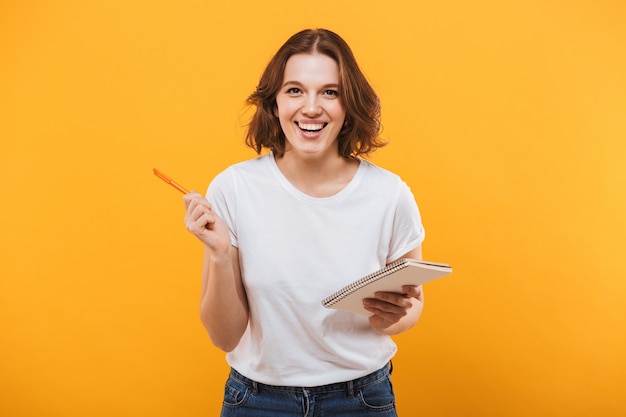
1;1;625;416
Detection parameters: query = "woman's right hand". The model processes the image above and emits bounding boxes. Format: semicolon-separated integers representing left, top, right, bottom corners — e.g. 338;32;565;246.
183;192;231;254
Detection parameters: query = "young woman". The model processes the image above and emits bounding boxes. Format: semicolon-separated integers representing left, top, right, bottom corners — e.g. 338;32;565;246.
184;28;425;417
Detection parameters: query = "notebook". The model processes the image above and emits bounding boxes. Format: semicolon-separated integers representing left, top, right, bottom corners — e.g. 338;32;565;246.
321;259;452;315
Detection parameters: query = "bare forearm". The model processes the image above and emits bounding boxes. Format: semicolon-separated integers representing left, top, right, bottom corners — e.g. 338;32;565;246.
199;247;249;352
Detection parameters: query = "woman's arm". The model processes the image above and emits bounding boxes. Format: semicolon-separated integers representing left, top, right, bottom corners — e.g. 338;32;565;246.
184;192;249;352
363;245;425;335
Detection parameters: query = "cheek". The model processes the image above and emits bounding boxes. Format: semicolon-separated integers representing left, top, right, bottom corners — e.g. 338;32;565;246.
332;108;346;126
274;100;295;121
275;108;294;133
330;101;346;120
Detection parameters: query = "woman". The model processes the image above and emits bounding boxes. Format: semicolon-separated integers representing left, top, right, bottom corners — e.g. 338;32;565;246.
184;28;425;416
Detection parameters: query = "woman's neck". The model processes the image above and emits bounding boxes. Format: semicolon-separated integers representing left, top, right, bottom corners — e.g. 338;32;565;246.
274;151;360;198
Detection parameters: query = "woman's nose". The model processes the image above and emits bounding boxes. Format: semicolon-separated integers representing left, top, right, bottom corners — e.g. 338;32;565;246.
302;95;322;115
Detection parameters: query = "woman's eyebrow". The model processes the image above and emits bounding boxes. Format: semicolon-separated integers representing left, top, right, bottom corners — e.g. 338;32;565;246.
281;80;340;89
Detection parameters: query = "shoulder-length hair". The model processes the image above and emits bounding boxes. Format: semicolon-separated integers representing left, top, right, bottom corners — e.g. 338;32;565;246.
245;28;386;158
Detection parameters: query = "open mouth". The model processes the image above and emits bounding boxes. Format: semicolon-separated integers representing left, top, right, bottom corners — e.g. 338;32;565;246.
297;122;327;133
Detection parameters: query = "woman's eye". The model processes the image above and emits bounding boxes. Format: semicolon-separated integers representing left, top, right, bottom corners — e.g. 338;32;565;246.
324;90;339;97
286;87;301;94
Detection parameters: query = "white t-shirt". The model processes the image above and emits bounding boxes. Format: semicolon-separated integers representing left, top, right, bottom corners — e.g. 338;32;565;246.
207;153;425;386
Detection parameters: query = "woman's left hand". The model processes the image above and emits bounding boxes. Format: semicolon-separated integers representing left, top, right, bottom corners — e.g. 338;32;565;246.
363;285;424;334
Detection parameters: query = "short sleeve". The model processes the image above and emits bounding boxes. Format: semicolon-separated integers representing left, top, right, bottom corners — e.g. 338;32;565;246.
386;181;425;262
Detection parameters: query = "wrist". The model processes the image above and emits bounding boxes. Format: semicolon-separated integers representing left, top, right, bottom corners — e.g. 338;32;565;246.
204;245;232;263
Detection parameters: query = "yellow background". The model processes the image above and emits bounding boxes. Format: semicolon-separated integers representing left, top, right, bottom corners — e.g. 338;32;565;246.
1;0;625;416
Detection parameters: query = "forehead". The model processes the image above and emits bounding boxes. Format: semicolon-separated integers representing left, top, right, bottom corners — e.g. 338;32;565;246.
283;53;340;84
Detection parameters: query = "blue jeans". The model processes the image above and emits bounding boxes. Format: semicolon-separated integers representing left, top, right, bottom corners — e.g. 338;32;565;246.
220;363;398;417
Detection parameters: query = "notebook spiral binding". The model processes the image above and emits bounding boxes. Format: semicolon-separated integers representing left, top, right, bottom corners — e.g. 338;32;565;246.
322;259;410;307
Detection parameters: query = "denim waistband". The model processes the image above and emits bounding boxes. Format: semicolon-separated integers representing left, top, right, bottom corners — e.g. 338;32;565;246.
228;362;392;396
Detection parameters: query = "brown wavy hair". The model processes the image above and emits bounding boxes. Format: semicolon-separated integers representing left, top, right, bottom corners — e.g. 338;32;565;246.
245;28;386;158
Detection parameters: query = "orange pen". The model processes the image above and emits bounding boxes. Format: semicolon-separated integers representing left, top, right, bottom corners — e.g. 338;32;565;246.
152;168;190;194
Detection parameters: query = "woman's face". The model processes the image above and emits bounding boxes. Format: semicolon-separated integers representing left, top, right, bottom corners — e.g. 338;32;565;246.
275;53;346;159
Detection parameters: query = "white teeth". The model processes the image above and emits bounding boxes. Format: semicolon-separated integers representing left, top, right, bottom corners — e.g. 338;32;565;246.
298;122;324;131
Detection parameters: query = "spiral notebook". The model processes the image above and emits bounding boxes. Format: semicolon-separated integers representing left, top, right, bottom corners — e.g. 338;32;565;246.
322;259;452;315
